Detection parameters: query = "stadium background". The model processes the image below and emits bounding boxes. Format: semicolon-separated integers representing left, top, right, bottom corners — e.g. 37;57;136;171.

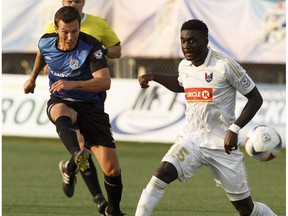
3;0;286;81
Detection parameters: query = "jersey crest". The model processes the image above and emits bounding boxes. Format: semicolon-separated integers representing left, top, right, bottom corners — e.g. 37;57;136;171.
70;59;79;70
240;75;251;88
94;50;103;59
205;72;213;83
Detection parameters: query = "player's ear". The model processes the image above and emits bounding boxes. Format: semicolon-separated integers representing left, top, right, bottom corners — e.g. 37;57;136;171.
54;25;58;33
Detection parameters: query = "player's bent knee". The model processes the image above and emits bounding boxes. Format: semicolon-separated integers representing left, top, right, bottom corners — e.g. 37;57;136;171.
103;166;121;177
231;196;254;216
155;161;178;184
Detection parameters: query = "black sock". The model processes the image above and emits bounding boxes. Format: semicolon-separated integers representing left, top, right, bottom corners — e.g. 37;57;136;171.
79;155;104;197
55;116;80;156
104;174;123;214
67;157;78;173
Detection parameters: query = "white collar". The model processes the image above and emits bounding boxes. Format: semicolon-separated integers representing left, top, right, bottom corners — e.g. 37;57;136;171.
81;13;87;24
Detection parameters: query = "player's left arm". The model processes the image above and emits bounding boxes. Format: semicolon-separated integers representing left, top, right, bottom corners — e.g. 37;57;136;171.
49;67;111;94
50;43;111;93
224;87;263;154
234;86;263;128
223;58;263;154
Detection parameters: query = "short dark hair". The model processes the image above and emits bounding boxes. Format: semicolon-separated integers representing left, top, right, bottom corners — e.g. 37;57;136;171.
181;19;209;38
54;6;81;27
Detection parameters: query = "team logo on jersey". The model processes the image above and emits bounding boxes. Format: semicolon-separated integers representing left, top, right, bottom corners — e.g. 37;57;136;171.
94;50;103;59
184;88;213;102
240;75;250;88
70;59;79;70
205;72;213;83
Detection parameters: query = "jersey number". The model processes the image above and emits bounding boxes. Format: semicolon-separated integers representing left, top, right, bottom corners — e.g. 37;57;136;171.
171;144;189;162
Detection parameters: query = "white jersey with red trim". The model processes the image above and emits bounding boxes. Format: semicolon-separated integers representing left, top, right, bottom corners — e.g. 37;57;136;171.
178;48;255;149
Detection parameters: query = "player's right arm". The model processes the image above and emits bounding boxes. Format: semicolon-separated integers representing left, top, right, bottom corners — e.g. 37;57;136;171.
41;23;55;75
23;50;46;94
138;72;184;93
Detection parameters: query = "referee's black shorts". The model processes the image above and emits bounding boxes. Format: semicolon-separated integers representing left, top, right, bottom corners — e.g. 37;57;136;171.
47;97;116;148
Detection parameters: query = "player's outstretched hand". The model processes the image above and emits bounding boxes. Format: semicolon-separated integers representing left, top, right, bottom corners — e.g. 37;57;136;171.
138;72;154;88
224;130;238;154
23;78;36;94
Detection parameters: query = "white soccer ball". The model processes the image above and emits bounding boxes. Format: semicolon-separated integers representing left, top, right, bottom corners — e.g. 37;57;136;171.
245;125;282;161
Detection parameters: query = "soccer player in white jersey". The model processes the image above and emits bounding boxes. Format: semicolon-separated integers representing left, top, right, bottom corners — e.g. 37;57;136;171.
135;19;276;216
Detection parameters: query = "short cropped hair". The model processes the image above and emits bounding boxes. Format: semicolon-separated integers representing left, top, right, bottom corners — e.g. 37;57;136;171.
181;19;209;38
54;6;81;27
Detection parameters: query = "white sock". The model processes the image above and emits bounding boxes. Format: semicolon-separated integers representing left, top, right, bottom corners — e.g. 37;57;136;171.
250;202;277;216
135;176;168;216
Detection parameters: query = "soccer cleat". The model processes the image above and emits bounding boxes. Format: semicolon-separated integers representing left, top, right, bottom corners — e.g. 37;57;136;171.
74;150;90;172
58;160;78;198
93;194;108;214
104;207;127;216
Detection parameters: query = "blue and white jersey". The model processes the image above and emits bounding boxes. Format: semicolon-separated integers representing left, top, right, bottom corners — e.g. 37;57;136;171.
38;32;108;106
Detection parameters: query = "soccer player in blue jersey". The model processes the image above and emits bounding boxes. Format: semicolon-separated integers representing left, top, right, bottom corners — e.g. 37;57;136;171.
42;1;122;213
23;6;125;216
45;0;122;213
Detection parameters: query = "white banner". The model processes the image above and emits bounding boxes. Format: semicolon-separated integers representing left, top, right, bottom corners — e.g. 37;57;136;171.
2;0;112;53
2;75;286;147
112;0;286;63
2;1;286;63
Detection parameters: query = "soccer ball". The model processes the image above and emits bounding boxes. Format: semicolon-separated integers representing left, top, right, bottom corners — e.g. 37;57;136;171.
245;125;282;161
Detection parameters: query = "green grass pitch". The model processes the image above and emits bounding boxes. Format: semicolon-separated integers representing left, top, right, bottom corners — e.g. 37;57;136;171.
2;136;286;216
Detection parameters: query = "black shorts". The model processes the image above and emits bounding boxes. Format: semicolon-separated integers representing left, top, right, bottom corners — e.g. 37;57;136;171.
47;97;116;148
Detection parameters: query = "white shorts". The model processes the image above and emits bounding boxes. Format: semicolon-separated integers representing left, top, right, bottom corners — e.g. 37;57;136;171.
162;135;250;201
